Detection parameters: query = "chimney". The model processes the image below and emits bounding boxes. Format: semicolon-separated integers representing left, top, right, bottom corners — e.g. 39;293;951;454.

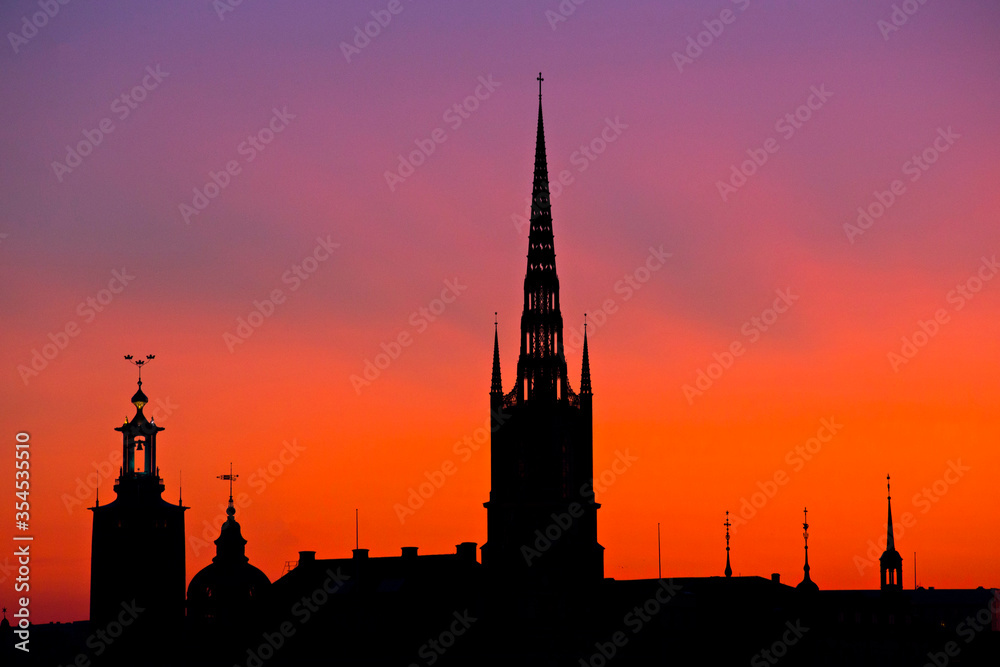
352;548;369;560
401;546;418;559
298;550;316;566
456;542;477;563
771;573;780;584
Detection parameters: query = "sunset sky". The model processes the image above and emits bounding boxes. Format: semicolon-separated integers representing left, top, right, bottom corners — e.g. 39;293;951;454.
1;0;999;623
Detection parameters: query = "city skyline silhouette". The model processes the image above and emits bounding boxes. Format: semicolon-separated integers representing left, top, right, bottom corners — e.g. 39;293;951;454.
1;2;998;664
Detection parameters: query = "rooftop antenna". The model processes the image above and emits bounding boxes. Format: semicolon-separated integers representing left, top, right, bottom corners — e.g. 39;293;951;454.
355;508;359;550
914;551;917;589
179;470;182;506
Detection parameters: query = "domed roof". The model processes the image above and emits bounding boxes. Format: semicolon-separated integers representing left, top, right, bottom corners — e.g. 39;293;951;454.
187;499;271;624
131;380;148;409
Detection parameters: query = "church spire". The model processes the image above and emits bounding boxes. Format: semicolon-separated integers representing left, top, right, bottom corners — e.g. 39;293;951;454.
724;511;733;578
879;474;903;591
580;315;592;395
515;72;568;403
491;314;503;396
885;475;896;552
797;507;819;592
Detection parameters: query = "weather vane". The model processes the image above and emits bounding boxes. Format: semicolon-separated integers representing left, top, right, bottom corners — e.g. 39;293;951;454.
217;463;239;502
124;354;156;380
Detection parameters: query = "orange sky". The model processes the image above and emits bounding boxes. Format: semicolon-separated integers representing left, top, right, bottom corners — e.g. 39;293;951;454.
1;0;999;624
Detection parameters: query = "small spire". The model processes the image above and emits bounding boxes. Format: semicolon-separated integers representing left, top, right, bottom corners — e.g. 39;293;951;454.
724;511;733;578
580;314;592;395
491;314;503;396
886;474;895;551
797;507;818;591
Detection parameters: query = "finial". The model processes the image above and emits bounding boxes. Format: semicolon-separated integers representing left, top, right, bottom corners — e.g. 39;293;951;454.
537;72;544;100
217;463;239;516
887;473;891;500
584;313;587;331
124;354;156;380
495;311;498;330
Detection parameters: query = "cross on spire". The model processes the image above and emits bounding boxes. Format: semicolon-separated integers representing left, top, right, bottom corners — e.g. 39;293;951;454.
537;72;544;100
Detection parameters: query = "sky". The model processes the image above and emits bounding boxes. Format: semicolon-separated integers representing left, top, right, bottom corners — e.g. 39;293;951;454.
1;0;998;623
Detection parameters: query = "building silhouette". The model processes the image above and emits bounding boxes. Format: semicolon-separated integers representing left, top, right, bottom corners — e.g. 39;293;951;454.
89;368;187;633
186;487;270;626
58;77;999;667
483;74;603;585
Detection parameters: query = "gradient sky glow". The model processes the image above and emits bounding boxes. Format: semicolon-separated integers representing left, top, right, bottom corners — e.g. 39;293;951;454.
1;0;999;623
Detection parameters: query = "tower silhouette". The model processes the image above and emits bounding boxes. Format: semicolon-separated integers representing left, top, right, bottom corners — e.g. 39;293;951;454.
879;475;903;592
482;74;603;584
89;357;187;629
796;507;818;592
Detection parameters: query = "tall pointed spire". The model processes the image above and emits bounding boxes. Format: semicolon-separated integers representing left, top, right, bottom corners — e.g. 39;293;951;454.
885;475;895;552
724;511;733;578
516;72;568;403
491;313;503;396
580;315;592;395
879;474;903;591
